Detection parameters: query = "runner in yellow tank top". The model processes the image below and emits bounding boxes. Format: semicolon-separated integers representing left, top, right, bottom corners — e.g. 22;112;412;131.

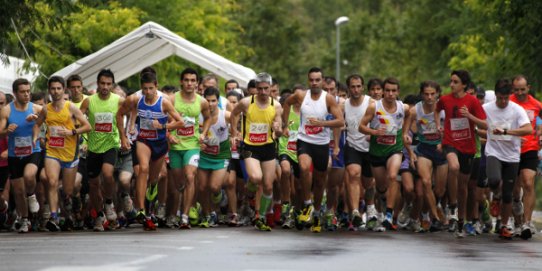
35;76;91;232
230;72;283;231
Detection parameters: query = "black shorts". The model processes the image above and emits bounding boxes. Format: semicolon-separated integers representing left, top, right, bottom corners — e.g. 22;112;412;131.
227;158;246;180
131;143;139;167
278;154;300;179
519;150;538;172
343;143;372;178
297;139;329;172
369;151;403;168
8;152;41;179
0;166;8;191
87;148;118;179
470;157;481;181
415;143;447;166
442;145;474;174
242;142;276;162
78;158;89;195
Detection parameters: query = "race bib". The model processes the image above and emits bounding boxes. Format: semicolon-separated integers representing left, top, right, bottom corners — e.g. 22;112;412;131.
249;123;268;143
49;126;65;148
304;125;323;135
203;145;219;155
422;122;440;141
287;131;297;151
450;117;470;141
139;118;157;139
14;136;32;156
177;116;195;136
376;124;397;145
94;112;113;133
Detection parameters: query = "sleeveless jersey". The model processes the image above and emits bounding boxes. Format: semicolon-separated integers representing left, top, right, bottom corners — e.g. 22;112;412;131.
278;106;300;162
45;102;78;162
201;109;231;160
171;93;201;151
136;96;168;141
88;93;120;153
369;100;405;157
8;102;40;157
345;95;371;152
415;102;443;145
298;90;330;145
243;95;275;146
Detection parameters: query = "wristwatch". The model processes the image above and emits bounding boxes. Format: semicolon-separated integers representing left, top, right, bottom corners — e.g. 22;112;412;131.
72;129;77;135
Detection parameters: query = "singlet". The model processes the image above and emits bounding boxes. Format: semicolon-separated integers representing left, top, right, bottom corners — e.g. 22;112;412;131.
136;96;168;141
415;102;443;145
8;102;40;157
201;109;231;160
71;94;88;109
278;106;300;162
509;94;542;153
345;95;371;152
369;100;405;157
88;93;120;153
243;95;275;146
45;102;78;162
171;93;201;151
297;90;330;145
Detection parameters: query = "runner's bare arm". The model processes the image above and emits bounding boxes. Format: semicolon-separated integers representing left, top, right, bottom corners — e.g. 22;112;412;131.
200;98;212;141
70;104;91;134
230;97;249;142
325;94;345;128
273;102;283;137
0;105;12;137
162;99;184;130
79;97;90;116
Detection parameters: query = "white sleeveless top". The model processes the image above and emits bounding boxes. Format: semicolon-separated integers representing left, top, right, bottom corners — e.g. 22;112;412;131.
345;95;371;152
298;90;330;145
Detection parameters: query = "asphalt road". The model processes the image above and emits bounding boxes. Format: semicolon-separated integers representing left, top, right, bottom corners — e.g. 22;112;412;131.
1;223;541;271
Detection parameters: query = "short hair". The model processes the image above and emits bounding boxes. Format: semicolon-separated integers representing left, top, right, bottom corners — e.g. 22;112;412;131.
201;73;218;84
367;78;383;89
255;72;273;85
512;74;529;84
97;69;115;83
308;67;323;77
31;92;45;102
292;84;305;92
226;91;243;101
140;72;157;85
203;87;220;99
66;74;83;87
403;94;420;106
48;76;65;88
346;74;364;87
383;77;400;90
272;77;279;86
247;79;257;89
12;78;30;93
494;78;512;96
180;67;199;81
279;92;291;105
161;85;177;94
475;86;486;99
140;66;156;76
451;70;471;87
225;79;239;89
419;80;442;95
324;76;337;86
466;81;476;91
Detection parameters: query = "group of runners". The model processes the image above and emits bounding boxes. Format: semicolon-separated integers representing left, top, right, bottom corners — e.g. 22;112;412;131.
0;66;539;241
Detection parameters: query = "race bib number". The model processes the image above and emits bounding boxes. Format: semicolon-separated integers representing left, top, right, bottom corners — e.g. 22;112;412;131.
421;122;440;141
49;126;65;148
203;145;219;155
304;125;323;135
177;116;195;136
139;118;157;139
249;123;268;143
287;131;297;151
376;124;397;145
94;112;113;133
450;117;470;141
14;136;32;156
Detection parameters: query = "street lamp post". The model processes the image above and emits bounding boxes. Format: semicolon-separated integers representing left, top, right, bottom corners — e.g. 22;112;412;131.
335;16;349;81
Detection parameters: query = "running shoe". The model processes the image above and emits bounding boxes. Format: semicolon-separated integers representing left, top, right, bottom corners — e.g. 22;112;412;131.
254;218;271;231
473;221;483;235
209;212;218;227
46;219;61;232
352;210;363;229
397;203;412;229
280;203;291;225
455;229;465;238
464;222;476;236
407;219;422;233
512;200;524;216
180;214;191;229
325;211;338;231
490;198;500;217
520;222;532;240
347;221;355;231
282;209;295;229
104;202;118;221
189;203;201;226
123;194;134;213
156;204;166;221
94;214;106;232
228;213;240;227
143;217;157;231
366;205;378;231
373;222;386;232
499;226;513;240
61;216;74;231
165;215;179;228
448;211;458;233
27;194;40;214
199;215;211;228
298;204;314;228
310;215;321;233
382;212;395;231
18;218;30;233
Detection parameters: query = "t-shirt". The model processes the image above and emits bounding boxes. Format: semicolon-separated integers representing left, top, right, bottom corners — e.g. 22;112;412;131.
436;93;486;154
509;94;542;153
483;101;530;163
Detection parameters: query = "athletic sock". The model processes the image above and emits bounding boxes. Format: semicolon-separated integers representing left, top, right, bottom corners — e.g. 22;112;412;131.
259;194;273;216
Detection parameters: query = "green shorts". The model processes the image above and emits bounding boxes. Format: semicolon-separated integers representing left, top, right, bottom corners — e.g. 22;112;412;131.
198;155;229;171
169;149;200;169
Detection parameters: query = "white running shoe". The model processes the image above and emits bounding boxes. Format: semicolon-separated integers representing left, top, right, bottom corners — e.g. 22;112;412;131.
123;195;134;213
18;218;30;233
94;215;106;232
27;194;40;214
512;200;524;216
104;203;118;221
156;204;166;220
397;203;412;229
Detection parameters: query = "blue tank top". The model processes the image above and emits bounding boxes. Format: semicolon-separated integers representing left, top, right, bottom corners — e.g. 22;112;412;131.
8;102;40;157
136;96;168;141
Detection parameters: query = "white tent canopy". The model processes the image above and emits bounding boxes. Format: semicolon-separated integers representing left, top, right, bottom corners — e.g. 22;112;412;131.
53;21;256;90
0;56;40;94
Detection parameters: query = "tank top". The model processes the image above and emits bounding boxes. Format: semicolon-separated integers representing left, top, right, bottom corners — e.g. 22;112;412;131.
415;102;443;145
201;109;231;160
8;102;40;157
243;95;275;146
278;106;300;162
345;95;371;152
45;101;78;162
171;93;201;151
88;93;120;153
136;96;168;141
298;90;330;145
369;100;405;157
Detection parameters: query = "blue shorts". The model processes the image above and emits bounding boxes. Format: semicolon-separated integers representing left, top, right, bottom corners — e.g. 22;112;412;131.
415;143;447;166
46;156;80;169
329;132;345;168
137;139;169;161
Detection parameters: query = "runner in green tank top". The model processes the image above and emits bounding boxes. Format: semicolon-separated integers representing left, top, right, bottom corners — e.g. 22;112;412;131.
167;68;211;229
79;69;125;230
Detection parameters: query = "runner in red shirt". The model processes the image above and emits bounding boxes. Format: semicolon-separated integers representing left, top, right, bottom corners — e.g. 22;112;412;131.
435;70;487;238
